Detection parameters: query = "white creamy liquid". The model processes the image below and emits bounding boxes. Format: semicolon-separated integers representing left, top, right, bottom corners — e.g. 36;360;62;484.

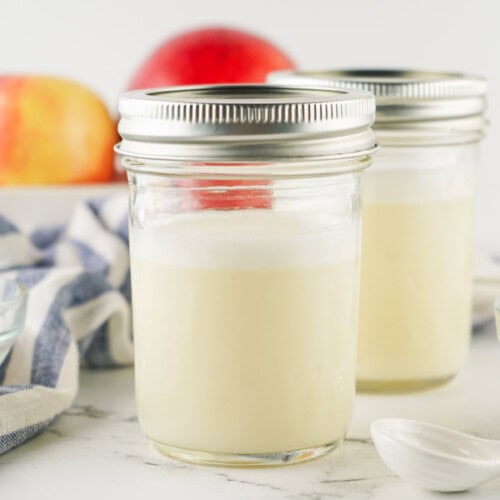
130;210;359;454
358;163;474;387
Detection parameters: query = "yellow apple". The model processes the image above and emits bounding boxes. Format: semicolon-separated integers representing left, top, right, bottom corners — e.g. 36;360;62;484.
0;76;117;185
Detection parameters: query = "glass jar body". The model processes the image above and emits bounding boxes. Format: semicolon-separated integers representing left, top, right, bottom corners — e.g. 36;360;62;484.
357;142;478;391
126;159;364;465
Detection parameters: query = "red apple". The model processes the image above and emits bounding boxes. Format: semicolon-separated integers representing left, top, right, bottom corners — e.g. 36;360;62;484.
128;26;294;89
127;27;294;209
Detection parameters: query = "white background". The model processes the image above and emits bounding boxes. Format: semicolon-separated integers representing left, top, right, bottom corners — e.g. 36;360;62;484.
0;0;498;248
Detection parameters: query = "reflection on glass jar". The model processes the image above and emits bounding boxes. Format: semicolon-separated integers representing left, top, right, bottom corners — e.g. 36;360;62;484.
116;85;377;465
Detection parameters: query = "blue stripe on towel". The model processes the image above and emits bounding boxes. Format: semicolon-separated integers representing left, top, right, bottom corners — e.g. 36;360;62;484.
30;226;64;250
0;419;53;455
0;384;35;396
0;352;12;385
69;272;113;307
37;246;57;267
116;214;129;244
16;268;51;288
80;323;115;368
70;240;109;274
119;269;131;304
0;216;18;236
86;197;108;217
31;273;112;387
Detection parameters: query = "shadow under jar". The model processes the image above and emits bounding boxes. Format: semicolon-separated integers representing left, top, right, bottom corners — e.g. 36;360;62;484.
115;84;377;466
269;70;487;392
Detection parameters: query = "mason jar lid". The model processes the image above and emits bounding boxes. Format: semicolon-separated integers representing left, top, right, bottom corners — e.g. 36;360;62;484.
269;69;487;121
115;84;377;163
268;70;487;145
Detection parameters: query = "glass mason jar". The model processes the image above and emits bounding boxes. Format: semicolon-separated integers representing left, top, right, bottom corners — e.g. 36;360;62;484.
269;70;487;392
115;85;377;465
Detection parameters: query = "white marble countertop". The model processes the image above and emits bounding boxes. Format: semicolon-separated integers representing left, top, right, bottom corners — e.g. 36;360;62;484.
1;327;499;499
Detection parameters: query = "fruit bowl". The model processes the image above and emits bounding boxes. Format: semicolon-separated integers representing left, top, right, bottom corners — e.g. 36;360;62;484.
0;184;127;230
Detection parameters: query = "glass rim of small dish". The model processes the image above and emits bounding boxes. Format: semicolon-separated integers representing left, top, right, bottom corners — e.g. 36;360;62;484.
0;277;28;317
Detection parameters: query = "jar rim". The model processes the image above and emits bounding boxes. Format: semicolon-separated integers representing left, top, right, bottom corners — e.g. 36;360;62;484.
120;150;376;179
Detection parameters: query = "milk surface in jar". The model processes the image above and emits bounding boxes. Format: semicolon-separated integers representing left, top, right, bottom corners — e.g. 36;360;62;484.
269;70;487;391
116;84;377;465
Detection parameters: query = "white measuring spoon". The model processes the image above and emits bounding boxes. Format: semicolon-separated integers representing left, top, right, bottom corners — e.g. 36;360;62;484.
371;418;500;492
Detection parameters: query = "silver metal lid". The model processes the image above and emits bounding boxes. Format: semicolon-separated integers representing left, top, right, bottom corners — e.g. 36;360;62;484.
115;84;377;162
269;69;486;121
269;70;487;145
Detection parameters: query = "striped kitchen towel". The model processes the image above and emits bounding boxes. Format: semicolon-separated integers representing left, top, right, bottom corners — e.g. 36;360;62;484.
0;194;134;455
